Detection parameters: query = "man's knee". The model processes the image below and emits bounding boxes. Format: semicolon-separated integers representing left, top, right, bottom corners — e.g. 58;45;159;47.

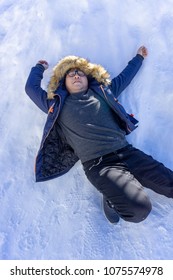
120;196;152;223
130;200;152;223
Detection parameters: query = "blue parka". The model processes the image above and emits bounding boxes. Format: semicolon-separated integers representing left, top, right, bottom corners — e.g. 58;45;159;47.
25;54;144;182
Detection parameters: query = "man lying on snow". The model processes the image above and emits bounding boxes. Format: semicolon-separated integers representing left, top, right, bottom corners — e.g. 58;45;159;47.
25;46;173;224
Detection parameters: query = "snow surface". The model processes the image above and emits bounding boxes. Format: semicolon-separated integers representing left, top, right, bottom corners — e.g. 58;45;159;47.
1;0;173;260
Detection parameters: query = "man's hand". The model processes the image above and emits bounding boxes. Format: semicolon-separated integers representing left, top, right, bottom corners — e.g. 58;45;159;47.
37;60;49;70
137;46;148;58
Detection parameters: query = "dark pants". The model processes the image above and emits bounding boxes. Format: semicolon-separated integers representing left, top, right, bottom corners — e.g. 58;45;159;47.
82;145;173;223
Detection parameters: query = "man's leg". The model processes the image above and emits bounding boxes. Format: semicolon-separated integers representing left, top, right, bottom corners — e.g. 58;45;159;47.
83;153;152;223
117;146;173;198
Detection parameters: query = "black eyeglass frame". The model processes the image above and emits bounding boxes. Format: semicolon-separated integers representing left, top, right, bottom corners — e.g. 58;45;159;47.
66;69;86;77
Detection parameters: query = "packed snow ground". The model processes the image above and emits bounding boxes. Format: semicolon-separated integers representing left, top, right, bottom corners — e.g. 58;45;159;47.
0;0;173;260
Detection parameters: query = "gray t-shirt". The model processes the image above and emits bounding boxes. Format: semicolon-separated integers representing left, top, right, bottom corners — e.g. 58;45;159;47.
58;89;128;162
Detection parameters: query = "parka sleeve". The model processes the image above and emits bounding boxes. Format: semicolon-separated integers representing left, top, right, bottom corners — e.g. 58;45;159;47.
25;64;52;113
110;54;144;98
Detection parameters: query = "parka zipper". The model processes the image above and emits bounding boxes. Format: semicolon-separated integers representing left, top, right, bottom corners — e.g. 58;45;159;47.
41;94;62;149
34;94;62;174
100;84;108;101
99;85;132;133
100;84;118;102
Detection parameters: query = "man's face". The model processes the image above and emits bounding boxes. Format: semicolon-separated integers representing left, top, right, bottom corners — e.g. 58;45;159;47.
65;69;88;94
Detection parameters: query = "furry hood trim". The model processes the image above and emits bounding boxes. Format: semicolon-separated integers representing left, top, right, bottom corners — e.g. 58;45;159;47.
47;55;111;99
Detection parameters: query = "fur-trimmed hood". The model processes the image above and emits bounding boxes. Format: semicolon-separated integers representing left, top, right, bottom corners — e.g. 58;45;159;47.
47;55;111;99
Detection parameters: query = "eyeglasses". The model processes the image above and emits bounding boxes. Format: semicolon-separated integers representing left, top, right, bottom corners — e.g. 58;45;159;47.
66;69;86;77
